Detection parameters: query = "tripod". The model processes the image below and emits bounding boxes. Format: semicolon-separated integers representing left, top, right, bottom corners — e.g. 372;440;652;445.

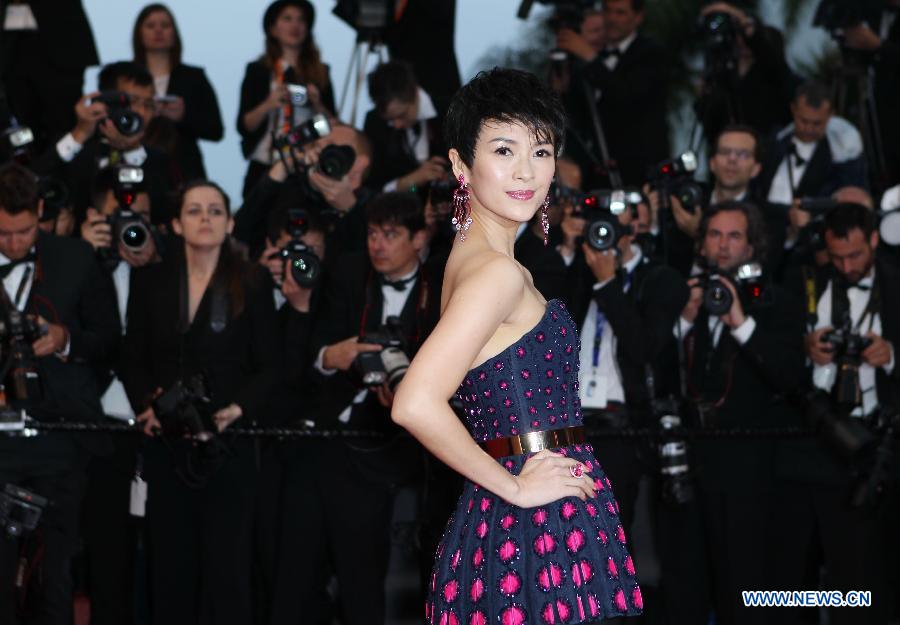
339;30;389;126
833;50;888;195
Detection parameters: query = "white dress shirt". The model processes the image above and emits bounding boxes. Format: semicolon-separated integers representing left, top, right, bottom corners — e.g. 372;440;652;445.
383;87;439;191
812;271;895;417
578;245;642;409
601;31;637;71
101;261;134;421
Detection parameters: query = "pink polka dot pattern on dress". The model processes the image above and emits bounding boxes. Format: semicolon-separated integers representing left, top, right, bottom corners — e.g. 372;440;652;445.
425;300;642;625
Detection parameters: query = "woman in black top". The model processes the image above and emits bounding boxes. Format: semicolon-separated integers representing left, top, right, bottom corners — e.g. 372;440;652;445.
123;180;281;625
133;3;224;180
238;0;335;198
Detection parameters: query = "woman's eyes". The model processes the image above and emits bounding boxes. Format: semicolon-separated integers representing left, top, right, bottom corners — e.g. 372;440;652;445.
494;146;512;156
493;146;553;157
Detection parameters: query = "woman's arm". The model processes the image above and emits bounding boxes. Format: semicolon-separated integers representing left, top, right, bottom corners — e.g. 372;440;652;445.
392;255;596;507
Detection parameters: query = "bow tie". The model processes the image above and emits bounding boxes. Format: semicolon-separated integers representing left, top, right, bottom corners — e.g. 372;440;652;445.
848;282;872;291
380;273;417;292
0;253;36;279
790;145;807;167
599;48;621;60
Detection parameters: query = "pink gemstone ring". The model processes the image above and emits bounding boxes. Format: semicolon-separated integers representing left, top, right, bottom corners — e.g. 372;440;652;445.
570;464;584;478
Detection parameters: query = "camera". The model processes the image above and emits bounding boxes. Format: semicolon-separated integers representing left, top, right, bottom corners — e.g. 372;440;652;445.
286;83;309;107
0;484;47;538
317;144;355;180
270;208;322;288
699;11;739;81
822;314;873;408
657;411;695;505
1;122;34;162
798;196;838;216
647;151;705;208
274;114;331;150
0;305;46;405
97;166;153;269
695;261;764;316
90;91;144;136
574;189;641;251
152;374;214;442
355;316;410;392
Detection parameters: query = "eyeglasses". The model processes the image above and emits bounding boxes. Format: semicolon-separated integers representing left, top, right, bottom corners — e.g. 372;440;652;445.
716;147;755;161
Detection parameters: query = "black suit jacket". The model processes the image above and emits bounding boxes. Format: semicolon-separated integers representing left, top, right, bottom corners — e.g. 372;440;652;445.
678;283;806;491
362;103;447;191
568;255;689;415
1;0;99;70
514;227;568;302
146;63;224;181
0;232;120;463
579;34;670;186
121;251;283;425
237;59;335;160
757;131;867;202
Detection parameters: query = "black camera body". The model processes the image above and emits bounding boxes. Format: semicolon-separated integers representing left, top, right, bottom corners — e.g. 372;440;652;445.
273;114;331;151
317;144;355;180
574;189;641;252
695;262;765;316
272;208;322;288
0;484;48;538
152;374;214;442
648;152;705;209
822;314;873;408
355;316;411;392
97;166;153;269
91;91;144;136
699;11;740;81
0;305;46;405
657;409;695;505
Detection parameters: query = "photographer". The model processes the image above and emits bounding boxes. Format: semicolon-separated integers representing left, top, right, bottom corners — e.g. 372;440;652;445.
555;0;669;186
238;0;335;199
363;60;449;193
233;122;373;256
760;81;867;209
694;2;794;144
31;61;176;225
132;4;225;180
771;202;898;625
660;201;805;625
838;0;900;187
79;165;161;625
122;180;282;625
561;194;687;530
282;193;441;625
0;163;120;625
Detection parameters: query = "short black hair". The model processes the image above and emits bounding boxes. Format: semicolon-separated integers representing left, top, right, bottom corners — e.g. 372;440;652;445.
715;124;762;162
368;61;418;116
365;192;425;235
823;202;875;240
794;81;831;109
445;67;566;168
98;61;153;92
0;163;39;215
698;200;769;265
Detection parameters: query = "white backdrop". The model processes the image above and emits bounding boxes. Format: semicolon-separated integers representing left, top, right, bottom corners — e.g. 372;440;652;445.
81;0;533;205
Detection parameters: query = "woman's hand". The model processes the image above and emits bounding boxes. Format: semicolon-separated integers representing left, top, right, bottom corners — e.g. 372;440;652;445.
157;95;186;122
510;449;597;508
213;403;243;432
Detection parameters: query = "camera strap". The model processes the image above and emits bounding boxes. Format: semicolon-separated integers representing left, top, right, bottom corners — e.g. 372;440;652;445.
831;271;880;335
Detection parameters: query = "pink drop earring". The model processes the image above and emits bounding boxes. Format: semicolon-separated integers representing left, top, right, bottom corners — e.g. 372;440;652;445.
451;174;473;241
540;194;551;246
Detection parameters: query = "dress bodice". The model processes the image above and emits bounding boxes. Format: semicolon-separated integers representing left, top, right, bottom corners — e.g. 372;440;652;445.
456;299;583;441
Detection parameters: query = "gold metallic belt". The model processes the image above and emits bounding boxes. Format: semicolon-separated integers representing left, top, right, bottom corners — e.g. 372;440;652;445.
479;425;586;459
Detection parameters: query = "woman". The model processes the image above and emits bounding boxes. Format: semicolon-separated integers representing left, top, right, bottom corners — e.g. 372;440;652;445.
123;180;281;625
393;69;643;623
237;0;335;199
133;4;224;180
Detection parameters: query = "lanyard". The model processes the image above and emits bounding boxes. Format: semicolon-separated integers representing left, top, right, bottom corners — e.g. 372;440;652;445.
13;264;31;310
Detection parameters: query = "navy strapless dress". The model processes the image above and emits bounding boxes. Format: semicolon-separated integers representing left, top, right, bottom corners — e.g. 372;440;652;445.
426;299;642;625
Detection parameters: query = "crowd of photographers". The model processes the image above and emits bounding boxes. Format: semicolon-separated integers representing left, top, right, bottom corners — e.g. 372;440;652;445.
0;0;899;625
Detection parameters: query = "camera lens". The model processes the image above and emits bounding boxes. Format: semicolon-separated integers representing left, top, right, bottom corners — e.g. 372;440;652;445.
318;145;355;180
289;251;321;288
120;222;149;250
586;217;618;251
703;278;733;316
111;110;144;136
